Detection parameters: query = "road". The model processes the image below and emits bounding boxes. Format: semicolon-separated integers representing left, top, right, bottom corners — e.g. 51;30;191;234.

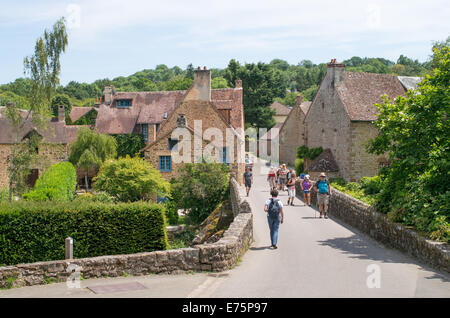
1;158;449;298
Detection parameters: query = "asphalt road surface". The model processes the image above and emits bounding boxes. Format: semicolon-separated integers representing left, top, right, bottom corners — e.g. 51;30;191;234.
1;158;449;298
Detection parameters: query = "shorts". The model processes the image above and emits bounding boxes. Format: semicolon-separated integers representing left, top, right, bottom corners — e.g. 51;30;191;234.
317;193;329;205
288;187;296;198
303;190;310;194
268;177;276;188
245;180;252;188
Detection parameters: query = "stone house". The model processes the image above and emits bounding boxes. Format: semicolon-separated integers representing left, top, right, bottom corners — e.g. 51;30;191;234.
302;59;421;182
142;68;245;183
0;105;81;188
270;101;291;124
93;67;245;183
278;94;311;166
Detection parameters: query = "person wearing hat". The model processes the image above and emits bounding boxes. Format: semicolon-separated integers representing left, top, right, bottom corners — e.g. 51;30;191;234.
314;172;332;218
300;174;313;206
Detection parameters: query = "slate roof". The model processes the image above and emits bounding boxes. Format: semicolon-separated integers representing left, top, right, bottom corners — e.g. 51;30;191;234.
95;88;244;135
336;72;408;121
0;106;83;144
270;101;291;116
307;149;339;172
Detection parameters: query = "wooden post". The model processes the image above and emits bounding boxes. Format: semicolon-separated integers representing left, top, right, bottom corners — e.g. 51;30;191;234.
65;237;73;260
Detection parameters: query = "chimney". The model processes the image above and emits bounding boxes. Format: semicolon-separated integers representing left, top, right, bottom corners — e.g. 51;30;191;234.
177;114;187;128
102;85;116;105
327;59;345;86
193;66;211;101
58;105;65;122
235;79;242;88
295;93;304;106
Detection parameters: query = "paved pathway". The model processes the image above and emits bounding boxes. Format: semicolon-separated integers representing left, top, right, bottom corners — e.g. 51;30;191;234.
1;158;449;298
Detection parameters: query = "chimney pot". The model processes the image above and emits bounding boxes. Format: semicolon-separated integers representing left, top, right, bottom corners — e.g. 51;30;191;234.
58;105;65;122
198;66;201;70
203;66;207;70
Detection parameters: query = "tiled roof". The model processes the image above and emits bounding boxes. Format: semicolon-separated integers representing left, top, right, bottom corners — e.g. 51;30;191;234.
270;101;291;116
69;107;97;122
300;101;312;115
337;72;407;121
95;88;244;135
0;106;83;144
307;149;339;172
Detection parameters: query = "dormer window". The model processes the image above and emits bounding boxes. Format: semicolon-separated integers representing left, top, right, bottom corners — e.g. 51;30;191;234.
117;99;132;108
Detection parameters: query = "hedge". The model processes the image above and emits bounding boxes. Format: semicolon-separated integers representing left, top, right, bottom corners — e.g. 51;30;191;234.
23;162;77;201
0;201;168;266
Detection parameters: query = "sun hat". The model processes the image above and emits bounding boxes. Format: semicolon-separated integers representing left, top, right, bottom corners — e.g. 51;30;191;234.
305;174;310;179
320;172;326;177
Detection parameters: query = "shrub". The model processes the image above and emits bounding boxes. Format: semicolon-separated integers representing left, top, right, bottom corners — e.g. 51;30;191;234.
296;145;323;160
329;177;346;186
94;156;170;202
23;162;76;201
74;191;116;203
360;175;383;195
0;201;168;266
112;134;145;158
171;162;230;224
0;188;8;203
165;200;179;225
294;158;304;176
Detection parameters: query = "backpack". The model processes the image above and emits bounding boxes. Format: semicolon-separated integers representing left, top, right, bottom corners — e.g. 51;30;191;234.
268;198;281;218
317;180;329;194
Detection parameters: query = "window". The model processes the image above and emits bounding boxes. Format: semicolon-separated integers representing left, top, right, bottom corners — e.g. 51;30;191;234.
168;138;178;151
142;124;148;143
155;123;160;133
221;147;230;166
159;156;172;172
117;99;132;108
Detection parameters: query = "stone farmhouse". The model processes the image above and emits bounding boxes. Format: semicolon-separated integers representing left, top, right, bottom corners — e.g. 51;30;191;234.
0;105;82;188
270;101;291;124
93;67;246;183
279;59;422;182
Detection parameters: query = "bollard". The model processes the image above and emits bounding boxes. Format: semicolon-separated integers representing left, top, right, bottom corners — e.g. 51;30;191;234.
65;237;73;260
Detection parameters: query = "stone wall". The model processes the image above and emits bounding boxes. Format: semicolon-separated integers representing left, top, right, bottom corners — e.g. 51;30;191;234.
279;104;306;167
303;70;352;181
0;178;253;289
348;121;386;182
295;181;449;272
0;143;69;188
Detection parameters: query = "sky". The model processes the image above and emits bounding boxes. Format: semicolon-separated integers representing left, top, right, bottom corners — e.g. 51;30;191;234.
0;0;449;85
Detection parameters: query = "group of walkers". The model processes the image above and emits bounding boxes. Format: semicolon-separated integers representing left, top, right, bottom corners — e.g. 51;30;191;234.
242;160;332;249
264;169;332;249
267;164;298;206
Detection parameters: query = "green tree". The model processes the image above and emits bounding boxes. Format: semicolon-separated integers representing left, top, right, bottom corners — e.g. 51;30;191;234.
23;162;76;201
93;156;170;202
112;134;145;158
225;60;287;128
367;45;450;241
51;93;71;123
211;76;229;89
171;162;230;224
5;17;68;202
162;75;193;91
69;128;117;189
